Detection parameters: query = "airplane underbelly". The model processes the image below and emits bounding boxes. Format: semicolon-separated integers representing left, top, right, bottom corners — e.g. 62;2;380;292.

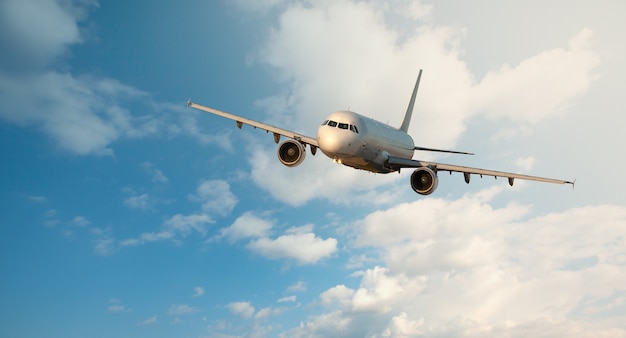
341;147;395;173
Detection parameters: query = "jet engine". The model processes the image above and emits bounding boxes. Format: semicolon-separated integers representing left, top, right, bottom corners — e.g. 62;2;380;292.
278;140;306;167
410;167;438;195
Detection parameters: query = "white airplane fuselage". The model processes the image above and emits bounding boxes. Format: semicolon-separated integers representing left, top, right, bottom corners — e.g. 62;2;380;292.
317;110;414;173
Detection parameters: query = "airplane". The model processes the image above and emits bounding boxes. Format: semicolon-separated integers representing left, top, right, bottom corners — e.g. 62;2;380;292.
187;70;573;195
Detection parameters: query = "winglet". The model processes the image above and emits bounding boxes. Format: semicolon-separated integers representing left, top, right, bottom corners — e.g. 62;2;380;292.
399;69;422;133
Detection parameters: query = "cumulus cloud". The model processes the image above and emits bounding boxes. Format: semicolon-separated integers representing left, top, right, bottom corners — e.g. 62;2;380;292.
471;28;600;123
247;229;337;264
243;0;599;206
189;180;238;215
218;212;337;264
283;188;626;336
0;0;215;156
0;0;92;71
219;212;273;242
228;301;255;320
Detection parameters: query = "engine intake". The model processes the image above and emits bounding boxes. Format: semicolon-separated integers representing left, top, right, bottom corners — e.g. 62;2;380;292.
278;140;306;167
410;167;439;195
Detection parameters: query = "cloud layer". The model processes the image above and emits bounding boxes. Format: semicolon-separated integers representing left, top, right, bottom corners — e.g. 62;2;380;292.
284;189;626;337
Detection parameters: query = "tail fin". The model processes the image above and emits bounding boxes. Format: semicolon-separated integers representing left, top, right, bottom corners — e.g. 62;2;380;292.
399;69;422;133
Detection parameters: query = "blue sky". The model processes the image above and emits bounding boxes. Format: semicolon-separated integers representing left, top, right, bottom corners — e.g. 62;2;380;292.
1;0;625;337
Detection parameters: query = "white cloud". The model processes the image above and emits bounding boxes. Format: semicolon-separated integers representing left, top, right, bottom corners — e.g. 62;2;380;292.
164;213;213;237
168;304;199;316
91;227;116;256
471;28;600;124
254;307;280;321
515;156;536;172
220;212;273;242
0;0;89;70
107;298;130;313
319;285;354;308
283;187;626;336
189;180;238;215
123;193;151;210
0;71;163;156
247;229;337;264
242;0;600;207
141;162;169;183
277;295;296;303
27;195;47;203
119;213;212;248
286;281;306;293
193;286;205;298
138;316;157;326
71;216;90;227
228;301;255;319
0;0;205;157
232;0;288;12
218;213;336;264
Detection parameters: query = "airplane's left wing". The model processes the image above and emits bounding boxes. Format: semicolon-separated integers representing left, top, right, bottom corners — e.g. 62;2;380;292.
387;156;574;186
187;100;319;151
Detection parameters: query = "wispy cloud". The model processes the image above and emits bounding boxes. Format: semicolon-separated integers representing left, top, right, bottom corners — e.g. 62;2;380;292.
141;162;169;183
286;281;306;293
71;216;90;227
27;195;47;203
107;299;130;313
168;304;200;316
138;316;157;326
277;295;296;303
123;193;151;210
193;286;205;298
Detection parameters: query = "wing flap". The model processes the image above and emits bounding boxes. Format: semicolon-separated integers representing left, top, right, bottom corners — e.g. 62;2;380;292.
387;156;573;185
188;101;319;147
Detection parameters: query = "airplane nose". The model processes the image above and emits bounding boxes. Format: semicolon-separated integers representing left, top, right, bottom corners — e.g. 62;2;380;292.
318;128;340;153
317;127;350;154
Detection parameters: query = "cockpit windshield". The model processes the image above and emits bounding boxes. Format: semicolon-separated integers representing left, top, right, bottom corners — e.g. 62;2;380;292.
321;120;359;133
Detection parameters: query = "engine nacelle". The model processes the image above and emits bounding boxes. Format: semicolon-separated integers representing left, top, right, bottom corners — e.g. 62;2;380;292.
277;140;306;167
410;167;439;195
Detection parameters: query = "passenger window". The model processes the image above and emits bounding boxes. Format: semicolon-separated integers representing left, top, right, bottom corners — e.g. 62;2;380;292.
338;123;348;129
328;121;337;127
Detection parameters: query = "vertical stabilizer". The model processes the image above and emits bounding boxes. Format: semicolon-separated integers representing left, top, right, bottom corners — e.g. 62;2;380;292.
399;69;422;133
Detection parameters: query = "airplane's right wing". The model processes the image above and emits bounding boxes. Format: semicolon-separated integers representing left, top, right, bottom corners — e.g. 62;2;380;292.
187;100;319;151
387;156;574;186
